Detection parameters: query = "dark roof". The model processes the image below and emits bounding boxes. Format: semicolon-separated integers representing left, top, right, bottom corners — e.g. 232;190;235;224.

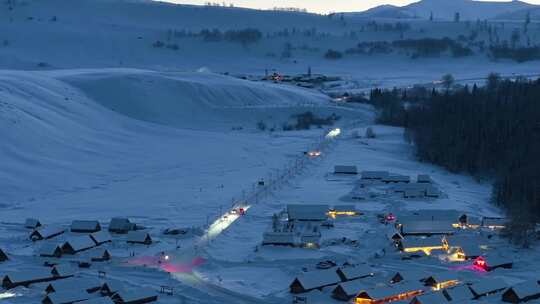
287;204;329;221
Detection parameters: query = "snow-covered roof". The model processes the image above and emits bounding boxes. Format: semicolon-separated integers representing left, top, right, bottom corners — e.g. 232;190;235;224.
126;231;152;243
38;243;62;257
90;231;112;244
45;277;101;293
383;175;411;183
386;230;404;240
25;218;41;228
359;281;424;300
108;217;135;232
505;281;540;299
482;217;507;227
412;292;448;303
424;272;458;284
52;264;77;278
89;248;111;259
443;284;474;302
42;291;90;304
334;165;358;174
70;220;101;232
334;280;368;297
31;226;65;240
337;265;373;281
469;278;507;296
101;281;124;293
3;268;53;283
79;298;115;304
361;171;388;179
331;205;357;212
287;204;329;221
262;231;295;245
425;185;440;197
63;236;97;252
0;248;8;261
111;289;158;303
293;268;342;290
417;174;432;183
400;237;443;248
400;221;454;235
392;270;430;283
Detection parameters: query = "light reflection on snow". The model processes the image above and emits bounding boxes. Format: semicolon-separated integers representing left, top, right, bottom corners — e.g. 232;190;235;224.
326;128;341;138
201;205;251;241
0;292;17;299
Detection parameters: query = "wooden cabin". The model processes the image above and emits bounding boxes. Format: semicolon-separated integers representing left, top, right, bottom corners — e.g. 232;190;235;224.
442;284;475;302
399;221;454;237
502;281;540;303
335;165;358;175
110;289;158;304
468;278;507;299
25;218;42;229
390;270;429;284
71;220;101;233
62;236;97;254
355;281;425;303
290;268;342;294
423;272;460;290
337;265;374;282
410;292;449;304
2;268;58;289
398;237;448;255
90;231;112;245
287;204;329;222
0;248;8;262
108;217;136;234
39;243;63;258
126;231;153;245
332;279;375;302
30;226;65;241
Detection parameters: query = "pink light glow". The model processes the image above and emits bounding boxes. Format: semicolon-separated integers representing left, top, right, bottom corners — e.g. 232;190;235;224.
127;255;206;273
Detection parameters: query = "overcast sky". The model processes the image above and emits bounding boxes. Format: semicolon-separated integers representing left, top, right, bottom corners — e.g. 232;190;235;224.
163;0;540;13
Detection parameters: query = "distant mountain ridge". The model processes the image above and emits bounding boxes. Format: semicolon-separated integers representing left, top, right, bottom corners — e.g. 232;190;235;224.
353;0;537;20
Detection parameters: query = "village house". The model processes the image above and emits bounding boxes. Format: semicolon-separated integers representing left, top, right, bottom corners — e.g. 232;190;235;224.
126;231;153;245
45;277;102;294
0;248;8;262
79;298;115;304
361;170;389;180
398;237;448;255
90;248;112;262
30;226;65;241
468;278;508;299
287;204;329;222
442;284;474;302
355;281;425;303
25;218;42;229
334;165;358;175
2;268;59;289
290;268;342;294
62;236;98;254
108;217;136;234
474;255;513;271
42;291;91;304
333;280;366;301
410;292;449;304
502;280;540;303
262;231;296;247
452;239;485;260
399;221;455;237
423;272;460;290
71;220;102;233
39;243;63;258
382;175;411;184
390;270;430;284
90;231;112;245
336;265;374;282
110;289;158;303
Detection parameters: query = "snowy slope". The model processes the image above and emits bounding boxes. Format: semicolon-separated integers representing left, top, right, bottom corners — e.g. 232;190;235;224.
355;0;535;20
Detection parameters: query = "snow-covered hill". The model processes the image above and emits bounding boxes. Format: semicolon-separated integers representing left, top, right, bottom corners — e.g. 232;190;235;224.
355;0;535;20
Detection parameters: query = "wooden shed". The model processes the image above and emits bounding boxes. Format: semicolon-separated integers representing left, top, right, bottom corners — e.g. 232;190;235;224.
71;220;101;233
126;231;153;245
290;268;342;294
502;281;540;303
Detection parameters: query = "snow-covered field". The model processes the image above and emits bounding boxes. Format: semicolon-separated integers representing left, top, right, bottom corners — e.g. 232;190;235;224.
2;0;540;303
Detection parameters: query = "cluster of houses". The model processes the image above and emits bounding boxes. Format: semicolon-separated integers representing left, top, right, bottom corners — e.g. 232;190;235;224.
258;71;340;89
289;265;540;303
1;266;158;304
333;166;442;200
262;204;360;249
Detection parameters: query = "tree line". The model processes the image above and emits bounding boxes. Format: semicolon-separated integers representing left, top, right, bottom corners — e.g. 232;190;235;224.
367;77;540;242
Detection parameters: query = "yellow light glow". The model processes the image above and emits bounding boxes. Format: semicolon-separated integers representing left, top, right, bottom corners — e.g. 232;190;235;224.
432;280;460;291
327;211;359;219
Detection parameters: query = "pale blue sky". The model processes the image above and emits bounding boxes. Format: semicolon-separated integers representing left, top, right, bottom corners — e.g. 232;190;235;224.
163;0;540;13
